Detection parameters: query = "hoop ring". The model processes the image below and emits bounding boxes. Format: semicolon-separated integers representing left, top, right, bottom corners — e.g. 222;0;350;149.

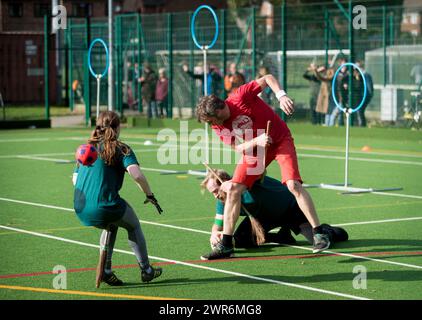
331;62;367;113
88;38;109;78
191;5;219;50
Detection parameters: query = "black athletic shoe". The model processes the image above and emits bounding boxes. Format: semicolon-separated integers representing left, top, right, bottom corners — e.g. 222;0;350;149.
141;266;163;283
201;242;234;260
266;227;297;245
102;272;123;286
312;233;330;253
320;223;349;242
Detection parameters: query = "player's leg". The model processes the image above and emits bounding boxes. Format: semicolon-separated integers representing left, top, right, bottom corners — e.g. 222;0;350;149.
99;224;123;286
233;217;256;248
201;158;260;260
275;135;330;253
115;202;162;282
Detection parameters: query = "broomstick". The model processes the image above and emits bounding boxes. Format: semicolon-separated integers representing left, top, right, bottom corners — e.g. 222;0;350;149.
95;228;110;288
203;163;266;245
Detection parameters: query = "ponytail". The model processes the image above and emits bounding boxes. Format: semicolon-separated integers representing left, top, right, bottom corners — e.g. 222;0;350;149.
88;112;129;166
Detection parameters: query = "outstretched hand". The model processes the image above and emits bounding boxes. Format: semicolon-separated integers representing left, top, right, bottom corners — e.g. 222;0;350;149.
279;95;294;116
144;194;163;214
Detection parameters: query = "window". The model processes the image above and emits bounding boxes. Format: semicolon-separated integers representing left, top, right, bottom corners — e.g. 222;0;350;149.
34;3;51;18
72;2;93;17
8;2;23;17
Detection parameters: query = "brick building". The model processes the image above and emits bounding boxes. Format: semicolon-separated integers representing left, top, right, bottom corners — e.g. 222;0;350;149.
0;0;226;104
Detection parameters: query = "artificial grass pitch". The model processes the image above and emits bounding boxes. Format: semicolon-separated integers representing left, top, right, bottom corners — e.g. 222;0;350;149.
0;122;421;300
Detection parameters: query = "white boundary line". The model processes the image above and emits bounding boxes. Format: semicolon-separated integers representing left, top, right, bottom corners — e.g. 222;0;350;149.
7;149;422;166
0;224;369;300
334;216;422;227
5;151;422;200
0;197;421;270
298;153;422;166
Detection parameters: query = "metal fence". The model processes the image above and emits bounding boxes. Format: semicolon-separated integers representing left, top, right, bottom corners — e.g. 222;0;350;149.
49;2;422;126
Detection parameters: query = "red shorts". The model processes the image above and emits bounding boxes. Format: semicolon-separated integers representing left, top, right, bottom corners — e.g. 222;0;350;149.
231;133;302;189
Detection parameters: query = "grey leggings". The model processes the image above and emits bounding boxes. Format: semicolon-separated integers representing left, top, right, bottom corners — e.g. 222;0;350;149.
100;203;150;271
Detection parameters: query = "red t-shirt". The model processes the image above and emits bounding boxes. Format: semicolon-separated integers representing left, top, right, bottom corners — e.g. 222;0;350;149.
212;80;290;147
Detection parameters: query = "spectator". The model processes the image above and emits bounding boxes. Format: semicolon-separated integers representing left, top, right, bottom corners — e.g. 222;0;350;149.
303;62;322;125
328;55;348;127
354;60;373;127
155;68;169;118
312;59;335;126
410;63;422;91
224;62;246;95
183;63;222;96
139;63;158;119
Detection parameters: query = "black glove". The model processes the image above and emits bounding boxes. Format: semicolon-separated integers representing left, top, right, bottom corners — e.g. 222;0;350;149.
144;193;163;214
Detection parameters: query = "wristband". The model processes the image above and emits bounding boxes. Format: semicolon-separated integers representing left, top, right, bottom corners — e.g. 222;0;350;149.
276;90;287;101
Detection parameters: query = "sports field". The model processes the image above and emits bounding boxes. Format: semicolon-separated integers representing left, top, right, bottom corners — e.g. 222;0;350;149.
0;121;421;300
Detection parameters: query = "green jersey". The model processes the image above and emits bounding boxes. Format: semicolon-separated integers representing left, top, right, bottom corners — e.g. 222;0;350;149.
215;176;299;227
73;145;139;227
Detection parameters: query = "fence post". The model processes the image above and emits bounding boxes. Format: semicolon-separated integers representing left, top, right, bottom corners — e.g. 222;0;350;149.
44;15;50;120
251;7;256;80
280;1;287;121
348;0;354;114
324;8;329;67
389;11;394;46
383;5;387;87
189;12;195;113
137;13;143;113
67;19;73;111
84;16;91;125
167;12;173;118
222;9;227;99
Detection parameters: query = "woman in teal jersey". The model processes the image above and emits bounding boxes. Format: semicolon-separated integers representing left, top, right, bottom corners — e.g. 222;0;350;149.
73;111;162;286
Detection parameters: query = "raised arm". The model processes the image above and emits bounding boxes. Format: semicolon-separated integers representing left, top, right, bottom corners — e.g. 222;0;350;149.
255;74;294;116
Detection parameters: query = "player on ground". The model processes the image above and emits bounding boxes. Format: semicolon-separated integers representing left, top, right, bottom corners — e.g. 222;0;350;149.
196;75;330;260
201;169;348;257
73;111;163;286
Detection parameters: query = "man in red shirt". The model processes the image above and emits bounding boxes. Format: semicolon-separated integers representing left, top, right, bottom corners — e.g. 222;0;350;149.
196;74;330;260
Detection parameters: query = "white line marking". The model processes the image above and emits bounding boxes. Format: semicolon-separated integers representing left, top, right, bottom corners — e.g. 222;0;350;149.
282;244;422;270
0;224;369;300
334;216;422;227
371;192;422;200
298;153;422;166
0;197;209;234
0;197;421;271
4;152;422;199
17;155;73;163
296;146;422;159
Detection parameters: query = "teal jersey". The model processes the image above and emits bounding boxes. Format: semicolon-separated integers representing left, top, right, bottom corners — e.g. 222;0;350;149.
73;145;139;227
214;176;299;226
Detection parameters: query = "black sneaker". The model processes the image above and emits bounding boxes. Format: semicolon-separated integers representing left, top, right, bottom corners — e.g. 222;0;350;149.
200;242;234;260
141;266;163;283
320;224;349;242
102;272;123;286
266;227;297;245
312;233;330;253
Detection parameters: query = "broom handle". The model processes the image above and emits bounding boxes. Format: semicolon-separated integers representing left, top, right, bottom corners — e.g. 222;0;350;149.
203;162;255;216
263;120;272;168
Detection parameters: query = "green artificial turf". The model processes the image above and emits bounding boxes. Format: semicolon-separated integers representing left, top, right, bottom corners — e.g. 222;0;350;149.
0;122;421;300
